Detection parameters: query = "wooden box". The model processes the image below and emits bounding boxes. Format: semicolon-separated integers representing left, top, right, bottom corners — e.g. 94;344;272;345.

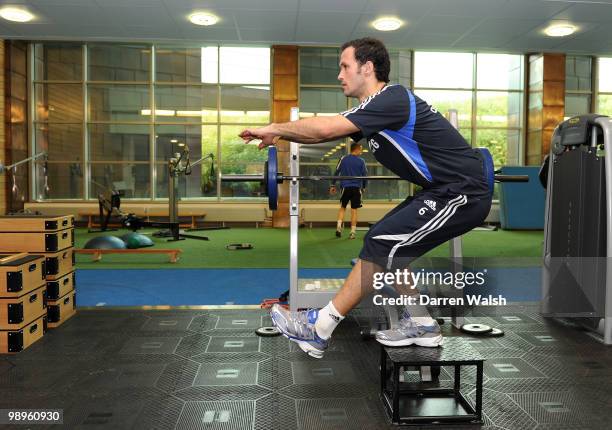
0;215;74;232
0;229;74;253
46;271;75;301
0;285;47;330
0;253;46;297
47;290;76;328
42;248;75;280
0;315;47;354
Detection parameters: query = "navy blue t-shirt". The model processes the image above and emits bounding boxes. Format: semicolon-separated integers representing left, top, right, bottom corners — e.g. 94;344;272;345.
332;154;367;189
342;84;488;196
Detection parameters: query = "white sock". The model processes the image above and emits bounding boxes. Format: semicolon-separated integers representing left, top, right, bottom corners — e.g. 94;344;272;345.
336;221;342;230
401;300;436;326
315;301;345;339
350;226;356;233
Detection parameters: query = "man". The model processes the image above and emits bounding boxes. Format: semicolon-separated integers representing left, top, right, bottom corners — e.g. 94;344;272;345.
330;142;367;240
239;38;491;358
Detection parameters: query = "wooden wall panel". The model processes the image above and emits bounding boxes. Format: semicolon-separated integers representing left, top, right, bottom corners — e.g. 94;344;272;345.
526;53;565;165
0;40;5;215
271;45;298;228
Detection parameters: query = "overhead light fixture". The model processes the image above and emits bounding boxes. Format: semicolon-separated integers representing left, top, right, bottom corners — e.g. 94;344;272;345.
0;7;34;23
372;17;402;32
189;12;219;26
544;23;576;37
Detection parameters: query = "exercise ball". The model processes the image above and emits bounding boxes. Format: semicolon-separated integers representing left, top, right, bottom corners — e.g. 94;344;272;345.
120;232;154;249
84;235;126;249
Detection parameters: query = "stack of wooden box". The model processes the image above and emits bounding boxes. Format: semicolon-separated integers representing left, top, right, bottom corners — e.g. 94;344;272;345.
0;215;76;353
0;253;47;353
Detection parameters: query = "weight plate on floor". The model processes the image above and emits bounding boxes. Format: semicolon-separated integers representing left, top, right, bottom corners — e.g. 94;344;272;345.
460;323;493;335
255;326;281;337
486;327;505;337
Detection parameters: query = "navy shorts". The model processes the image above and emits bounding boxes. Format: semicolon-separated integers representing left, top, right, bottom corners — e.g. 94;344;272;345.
359;185;492;269
340;187;362;209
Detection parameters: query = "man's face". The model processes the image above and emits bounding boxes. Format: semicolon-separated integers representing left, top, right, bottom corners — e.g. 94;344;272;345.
338;47;366;98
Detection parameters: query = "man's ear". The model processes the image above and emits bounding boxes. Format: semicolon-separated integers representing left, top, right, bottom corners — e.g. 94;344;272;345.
363;61;375;77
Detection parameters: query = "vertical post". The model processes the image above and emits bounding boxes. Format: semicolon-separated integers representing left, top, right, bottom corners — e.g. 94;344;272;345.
476;362;483;419
289;107;300;310
392;363;400;423
595;117;612;345
454;365;461;393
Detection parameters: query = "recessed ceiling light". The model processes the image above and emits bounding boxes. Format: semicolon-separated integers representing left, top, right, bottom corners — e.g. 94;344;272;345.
0;7;34;23
189;12;219;26
544;24;576;37
372;17;402;32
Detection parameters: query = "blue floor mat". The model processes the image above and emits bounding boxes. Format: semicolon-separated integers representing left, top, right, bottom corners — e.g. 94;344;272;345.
75;267;541;307
76;268;350;306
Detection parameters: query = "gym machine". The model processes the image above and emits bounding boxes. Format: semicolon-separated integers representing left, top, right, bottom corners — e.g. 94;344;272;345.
541;114;612;345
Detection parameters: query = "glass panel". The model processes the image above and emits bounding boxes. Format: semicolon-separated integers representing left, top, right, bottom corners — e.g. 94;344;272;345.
363;165;410;200
89;124;149;161
566;55;592;92
413;90;472;130
475;129;514;168
389;49;411;87
565;94;591;119
598;58;612;92
414;52;473;88
476;91;522;128
156;161;217;199
220;47;270;84
300;47;340;85
220;126;267;165
220;86;270;123
300;140;347;163
477;54;523;90
88;84;150;122
155;85;218;123
34;44;82;81
88;44;150;81
598;94;612;116
299;87;346;118
89;163;150;199
299;163;339;201
155;124;217;162
35;123;82;162
221;163;266;198
35;84;83;122
155;46;217;83
35;162;83;200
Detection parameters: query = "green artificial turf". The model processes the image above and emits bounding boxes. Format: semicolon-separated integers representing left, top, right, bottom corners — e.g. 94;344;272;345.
74;227;543;269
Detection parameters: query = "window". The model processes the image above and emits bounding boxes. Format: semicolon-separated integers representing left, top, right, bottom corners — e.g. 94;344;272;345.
414;52;524;168
32;43;271;201
565;56;592;120
597;58;612;116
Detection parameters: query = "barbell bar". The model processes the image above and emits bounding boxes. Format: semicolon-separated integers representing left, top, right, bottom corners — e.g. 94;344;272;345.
221;146;528;210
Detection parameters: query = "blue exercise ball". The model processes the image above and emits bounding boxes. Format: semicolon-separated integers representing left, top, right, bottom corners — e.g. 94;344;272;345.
84;235;126;250
120;232;154;249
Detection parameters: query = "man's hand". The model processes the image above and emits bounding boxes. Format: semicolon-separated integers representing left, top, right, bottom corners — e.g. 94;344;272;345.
238;126;280;150
329;185;337;195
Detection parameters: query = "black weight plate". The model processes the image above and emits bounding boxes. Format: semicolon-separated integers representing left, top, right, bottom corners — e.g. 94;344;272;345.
486;327;505;337
255;326;281;337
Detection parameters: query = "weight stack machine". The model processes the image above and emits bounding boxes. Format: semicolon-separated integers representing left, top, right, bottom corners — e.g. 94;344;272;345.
541;114;612;345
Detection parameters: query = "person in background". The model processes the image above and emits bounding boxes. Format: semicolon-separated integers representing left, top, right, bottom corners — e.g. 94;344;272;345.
330;142;367;240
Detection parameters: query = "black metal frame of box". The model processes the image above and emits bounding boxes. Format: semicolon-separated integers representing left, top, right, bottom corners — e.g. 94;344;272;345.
380;338;484;425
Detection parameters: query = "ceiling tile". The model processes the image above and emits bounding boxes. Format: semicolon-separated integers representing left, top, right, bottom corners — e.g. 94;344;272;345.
426;0;506;17
161;0;299;11
411;15;484;34
181;26;240;41
548;1;612;23
96;6;176;27
239;27;296;43
300;0;368;13
492;0;572;19
362;0;433;18
297;12;362;30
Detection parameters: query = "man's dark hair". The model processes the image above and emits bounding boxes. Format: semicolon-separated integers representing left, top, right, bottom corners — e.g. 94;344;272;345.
341;37;390;83
350;143;362;153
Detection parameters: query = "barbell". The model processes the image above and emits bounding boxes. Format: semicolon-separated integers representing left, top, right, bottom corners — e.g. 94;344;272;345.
221;146;528;210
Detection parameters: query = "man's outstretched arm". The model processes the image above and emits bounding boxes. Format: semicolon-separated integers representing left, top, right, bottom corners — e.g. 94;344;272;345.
239;115;359;149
